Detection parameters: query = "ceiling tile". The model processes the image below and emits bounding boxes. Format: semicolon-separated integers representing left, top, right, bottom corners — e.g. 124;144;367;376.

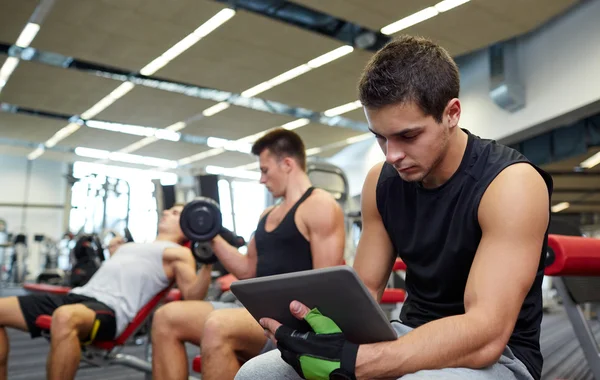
261;49;373;112
133;139;210;161
191;150;254;169
157;8;343;94
0;112;65;143
184;105;296;140
294;123;366;149
60;127;142;151
0;60;121;115
95;86;216;128
0;0;38;43
31;0;228;71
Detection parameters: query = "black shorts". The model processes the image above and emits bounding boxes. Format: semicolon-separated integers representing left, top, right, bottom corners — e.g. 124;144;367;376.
17;293;117;342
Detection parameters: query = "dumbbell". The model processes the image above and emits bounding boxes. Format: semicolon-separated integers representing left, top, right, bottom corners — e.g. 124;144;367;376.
179;197;246;264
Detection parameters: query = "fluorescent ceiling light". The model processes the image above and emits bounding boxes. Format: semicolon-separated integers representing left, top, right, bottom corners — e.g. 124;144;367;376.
345;133;373;145
27;146;45;161
80;82;135;120
241;46;353;99
73;161;177;185
0;57;19;85
282;118;310;130
307;46;354;68
75;147;110;159
551;202;570;213
178;148;225;166
154;128;181;142
324;101;362;117
580;152;600;169
109;152;178;168
45;122;81;147
241;82;274;98
203;102;230;117
235;162;259;171
206;165;260;180
118;137;159;154
236;118;311;145
139;8;235;76
435;0;470;12
86;120;180;141
267;65;312;87
76;146;177;168
381;7;439;35
166;121;187;131
87;120;155;137
206;137;252;154
306;147;323;156
16;23;40;47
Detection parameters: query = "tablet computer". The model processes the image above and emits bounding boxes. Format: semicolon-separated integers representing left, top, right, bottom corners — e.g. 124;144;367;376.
230;265;398;344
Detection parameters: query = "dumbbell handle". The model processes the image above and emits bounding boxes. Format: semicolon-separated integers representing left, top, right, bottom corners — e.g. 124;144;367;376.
218;227;246;248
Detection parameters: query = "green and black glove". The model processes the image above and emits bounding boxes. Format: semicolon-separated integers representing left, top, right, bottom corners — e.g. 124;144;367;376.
275;308;358;380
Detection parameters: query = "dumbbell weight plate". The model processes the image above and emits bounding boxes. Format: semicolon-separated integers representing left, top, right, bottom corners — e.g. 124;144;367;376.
192;241;218;264
180;197;223;242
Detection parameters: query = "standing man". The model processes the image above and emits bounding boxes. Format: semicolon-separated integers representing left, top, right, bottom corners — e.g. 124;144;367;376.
151;128;346;380
235;35;552;380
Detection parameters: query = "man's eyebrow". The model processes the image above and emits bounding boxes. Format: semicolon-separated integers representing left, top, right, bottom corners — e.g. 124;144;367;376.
368;127;423;137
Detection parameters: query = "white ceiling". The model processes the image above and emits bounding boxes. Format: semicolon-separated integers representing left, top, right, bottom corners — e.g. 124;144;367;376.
0;0;580;175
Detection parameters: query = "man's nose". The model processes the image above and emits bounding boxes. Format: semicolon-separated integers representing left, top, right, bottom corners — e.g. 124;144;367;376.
385;140;406;164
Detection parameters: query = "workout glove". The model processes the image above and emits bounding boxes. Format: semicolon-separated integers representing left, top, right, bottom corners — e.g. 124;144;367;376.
275;308;358;380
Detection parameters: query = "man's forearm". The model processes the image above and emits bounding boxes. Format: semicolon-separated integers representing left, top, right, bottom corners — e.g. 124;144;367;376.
211;236;254;279
184;266;213;300
355;313;503;379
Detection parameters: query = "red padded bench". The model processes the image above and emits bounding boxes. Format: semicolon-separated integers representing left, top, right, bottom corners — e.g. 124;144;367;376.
23;283;71;294
543;234;600;378
33;284;176;374
393;258;407;271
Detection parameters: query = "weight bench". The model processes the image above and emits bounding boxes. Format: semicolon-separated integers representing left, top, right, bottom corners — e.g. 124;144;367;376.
545;234;600;379
25;283;182;379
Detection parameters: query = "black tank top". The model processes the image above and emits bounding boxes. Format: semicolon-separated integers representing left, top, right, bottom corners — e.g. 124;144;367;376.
376;130;552;380
254;187;315;277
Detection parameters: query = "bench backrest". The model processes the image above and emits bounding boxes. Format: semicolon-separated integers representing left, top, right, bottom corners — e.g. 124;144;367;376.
94;282;174;349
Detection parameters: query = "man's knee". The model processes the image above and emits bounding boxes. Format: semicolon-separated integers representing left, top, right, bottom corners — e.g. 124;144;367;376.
202;310;232;347
152;303;183;340
50;307;84;339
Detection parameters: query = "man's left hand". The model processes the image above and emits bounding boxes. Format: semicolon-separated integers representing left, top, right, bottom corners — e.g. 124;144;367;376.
260;301;358;380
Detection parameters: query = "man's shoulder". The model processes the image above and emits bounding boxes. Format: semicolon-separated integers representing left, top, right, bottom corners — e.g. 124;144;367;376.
306;188;340;207
299;188;343;220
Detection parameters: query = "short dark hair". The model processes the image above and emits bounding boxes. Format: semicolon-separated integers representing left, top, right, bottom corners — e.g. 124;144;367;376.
358;35;460;123
251;128;306;171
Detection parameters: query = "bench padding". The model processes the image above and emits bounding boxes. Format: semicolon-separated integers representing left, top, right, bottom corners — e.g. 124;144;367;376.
545;234;600;276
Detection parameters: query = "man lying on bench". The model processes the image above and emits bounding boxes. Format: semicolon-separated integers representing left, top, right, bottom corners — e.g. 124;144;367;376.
0;203;212;380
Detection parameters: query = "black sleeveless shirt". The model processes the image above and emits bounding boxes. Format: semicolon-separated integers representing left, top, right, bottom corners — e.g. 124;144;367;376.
376;130;552;380
254;187;315;277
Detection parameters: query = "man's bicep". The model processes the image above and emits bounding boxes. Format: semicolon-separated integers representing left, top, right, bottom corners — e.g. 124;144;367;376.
164;247;195;282
353;162;396;300
465;164;549;343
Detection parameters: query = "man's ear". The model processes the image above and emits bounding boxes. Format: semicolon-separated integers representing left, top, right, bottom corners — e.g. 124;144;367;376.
281;157;295;172
444;98;461;128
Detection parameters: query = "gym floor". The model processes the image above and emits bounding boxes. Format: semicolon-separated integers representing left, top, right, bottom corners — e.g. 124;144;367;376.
1;288;595;379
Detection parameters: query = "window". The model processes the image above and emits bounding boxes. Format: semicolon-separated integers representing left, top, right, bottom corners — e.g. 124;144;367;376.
218;179;267;246
70;162;174;243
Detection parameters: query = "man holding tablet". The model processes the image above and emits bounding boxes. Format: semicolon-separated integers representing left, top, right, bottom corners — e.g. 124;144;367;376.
234;35;552;380
151;128;346;380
